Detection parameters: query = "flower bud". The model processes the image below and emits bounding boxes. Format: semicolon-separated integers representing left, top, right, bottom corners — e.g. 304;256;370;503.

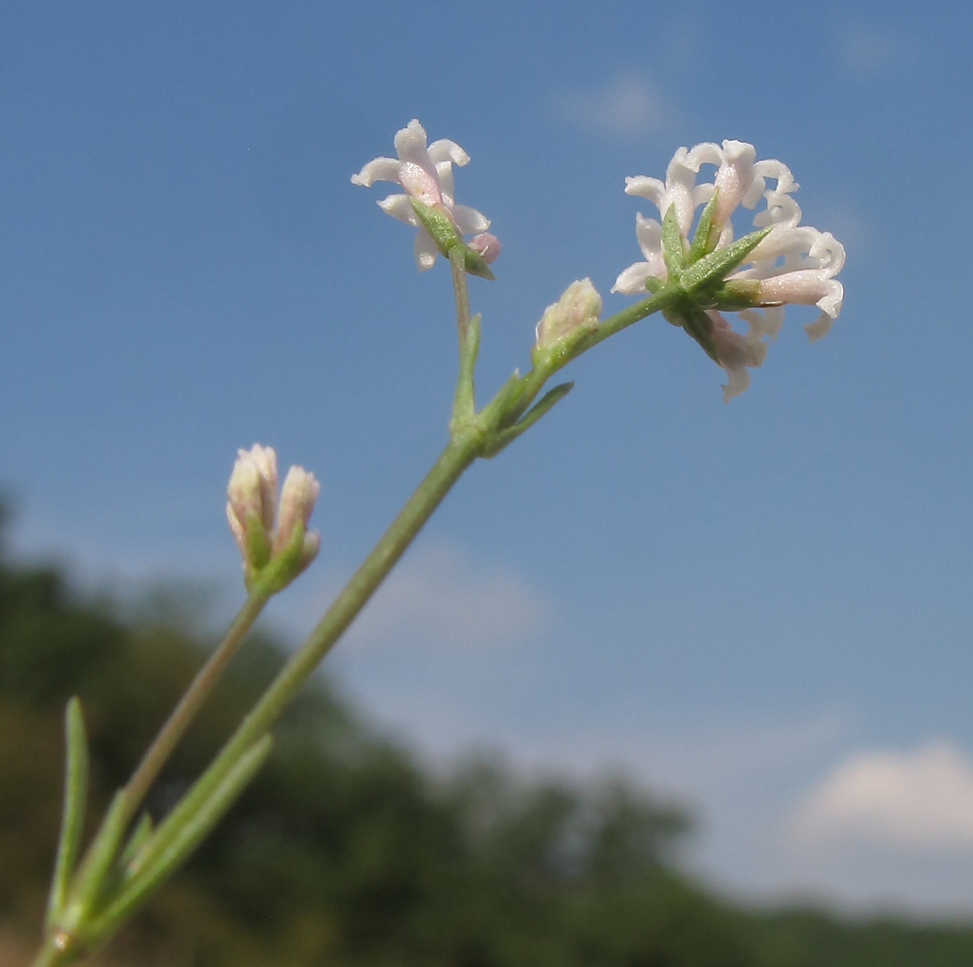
532;279;602;361
226;445;321;592
273;466;321;557
226;445;278;566
469;233;501;265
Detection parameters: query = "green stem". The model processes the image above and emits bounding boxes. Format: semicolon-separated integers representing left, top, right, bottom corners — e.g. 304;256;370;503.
245;433;477;738
129;432;481;879
30;941;79;967
580;284;681;353
491;289;678;432
117;590;271;828
449;247;478;426
31;594;271;967
449;246;472;346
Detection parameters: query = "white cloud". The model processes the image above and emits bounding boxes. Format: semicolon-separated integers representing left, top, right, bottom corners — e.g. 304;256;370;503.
557;73;669;137
336;541;550;650
787;741;973;852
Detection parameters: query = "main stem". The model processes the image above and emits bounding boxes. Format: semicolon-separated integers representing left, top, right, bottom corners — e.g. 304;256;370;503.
229;434;479;746
140;432;482;850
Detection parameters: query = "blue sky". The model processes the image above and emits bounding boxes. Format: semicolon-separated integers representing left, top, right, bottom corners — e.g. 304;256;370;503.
3;0;973;915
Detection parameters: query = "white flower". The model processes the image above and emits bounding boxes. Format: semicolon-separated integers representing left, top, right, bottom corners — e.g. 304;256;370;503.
612;140;845;401
352;119;492;271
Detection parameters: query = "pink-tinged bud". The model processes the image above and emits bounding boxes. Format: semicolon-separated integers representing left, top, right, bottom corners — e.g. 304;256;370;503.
533;279;602;356
272;466;321;557
298;530;322;573
226;446;321;590
469;233;501;265
226;444;278;555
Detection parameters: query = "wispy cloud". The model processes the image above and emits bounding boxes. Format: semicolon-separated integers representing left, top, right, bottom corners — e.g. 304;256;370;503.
556;73;670;138
836;23;898;75
787;741;973;852
331;541;550;651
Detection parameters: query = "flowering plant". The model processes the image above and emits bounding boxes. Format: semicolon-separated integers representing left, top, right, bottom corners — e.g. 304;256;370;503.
612;139;845;400
31;121;844;967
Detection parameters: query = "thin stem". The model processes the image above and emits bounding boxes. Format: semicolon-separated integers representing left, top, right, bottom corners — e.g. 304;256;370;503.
449;246;472;345
449;247;478;426
506;289;679;423
581;285;682;352
31;941;79;967
129;432;481;879
118;591;270;828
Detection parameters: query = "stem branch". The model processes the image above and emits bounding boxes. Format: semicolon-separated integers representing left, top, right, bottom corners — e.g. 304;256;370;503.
118;591;271;827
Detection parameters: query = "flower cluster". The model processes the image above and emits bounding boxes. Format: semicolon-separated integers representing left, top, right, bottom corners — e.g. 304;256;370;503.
352;119;500;273
226;444;321;590
613;140;844;401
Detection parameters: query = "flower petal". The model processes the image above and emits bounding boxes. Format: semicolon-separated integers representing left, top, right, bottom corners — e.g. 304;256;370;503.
709;311;768;404
624;175;666;208
351;157;401;187
428;138;470;166
612;261;657;295
453;204;490;235
413;228;439;271
393;119;430;164
378;193;420;226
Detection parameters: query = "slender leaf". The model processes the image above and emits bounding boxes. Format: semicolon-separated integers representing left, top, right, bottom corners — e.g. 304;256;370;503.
120;813;154;871
45;698;90;930
60;791;129;928
688;190;719;264
87;736;273;945
482;382;574;457
679;226;770;293
661;205;686;277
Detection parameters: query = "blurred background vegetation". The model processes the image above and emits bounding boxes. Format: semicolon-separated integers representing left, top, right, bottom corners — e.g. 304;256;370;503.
2;509;973;967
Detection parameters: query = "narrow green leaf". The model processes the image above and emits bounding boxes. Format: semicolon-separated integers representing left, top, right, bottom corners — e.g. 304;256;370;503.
661;205;686;277
463;246;495;280
120;813;154;871
476;369;527;436
88;736;273;945
45;698;90;930
688;190;719;264
679;226;770;294
409;198;462;256
59;791;129;931
482;382;574;458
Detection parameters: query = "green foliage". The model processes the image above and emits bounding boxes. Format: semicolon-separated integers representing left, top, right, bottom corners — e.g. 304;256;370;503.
1;516;972;965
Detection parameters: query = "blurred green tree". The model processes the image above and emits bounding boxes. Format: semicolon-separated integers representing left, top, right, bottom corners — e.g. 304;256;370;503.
1;508;972;966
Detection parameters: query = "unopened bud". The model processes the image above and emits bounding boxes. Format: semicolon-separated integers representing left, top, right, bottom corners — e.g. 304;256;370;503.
273;466;321;557
226;445;278;567
469;233;501;265
226;445;321;592
532;279;602;362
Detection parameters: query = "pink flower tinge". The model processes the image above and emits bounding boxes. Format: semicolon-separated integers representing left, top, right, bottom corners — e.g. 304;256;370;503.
352;119;494;271
613;140;844;401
